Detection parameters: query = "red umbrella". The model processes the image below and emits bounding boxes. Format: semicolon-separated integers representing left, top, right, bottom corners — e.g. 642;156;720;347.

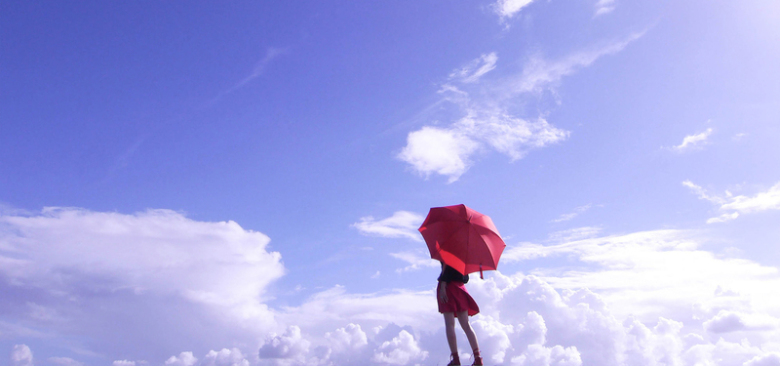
419;204;506;279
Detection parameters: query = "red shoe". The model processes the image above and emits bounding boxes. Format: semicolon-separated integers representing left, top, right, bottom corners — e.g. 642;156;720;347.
471;349;483;366
471;355;483;366
447;353;461;366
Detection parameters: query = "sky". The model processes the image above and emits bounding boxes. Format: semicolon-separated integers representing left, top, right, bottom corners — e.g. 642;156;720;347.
2;0;780;365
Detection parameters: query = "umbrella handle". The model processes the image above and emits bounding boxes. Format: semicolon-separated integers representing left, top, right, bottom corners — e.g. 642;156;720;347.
479;264;483;280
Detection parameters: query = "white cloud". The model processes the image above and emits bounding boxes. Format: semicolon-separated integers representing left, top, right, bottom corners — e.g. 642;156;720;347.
352;211;425;241
266;226;780;365
398;114;567;182
258;326;311;364
397;126;479;182
493;0;536;20
11;345;33;366
551;204;593;223
546;226;601;242
202;349;249;366
672;128;713;152
594;0;616;16
744;353;780;366
0;207;284;357
706;212;739;224
722;182;780;213
399;33;644;182
506;33;645;97
112;361;136;366
390;250;439;272
276;286;438;335
326;323;368;353
684;181;780;223
499;230;780;325
48;357;85;366
455;113;569;161
372;330;428;365
449;53;498;83
165;352;198;366
703;310;779;334
682;180;726;205
13;208;780;366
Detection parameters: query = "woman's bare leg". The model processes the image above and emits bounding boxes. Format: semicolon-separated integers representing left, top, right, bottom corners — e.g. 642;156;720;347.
456;311;479;353
443;312;458;354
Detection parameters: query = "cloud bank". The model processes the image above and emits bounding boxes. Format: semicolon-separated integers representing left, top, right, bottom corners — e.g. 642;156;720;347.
0;208;284;357
8;209;780;366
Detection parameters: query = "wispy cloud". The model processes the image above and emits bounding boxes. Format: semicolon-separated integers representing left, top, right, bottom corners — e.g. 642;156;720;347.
398;32;645;182
352;211;425;241
390;250;439;273
48;357;85;366
683;180;780;223
210;47;287;104
449;53;498;83
505;31;645;96
231;47;287;91
547;226;602;242
594;0;617;16
671;128;713;152
551;204;593;223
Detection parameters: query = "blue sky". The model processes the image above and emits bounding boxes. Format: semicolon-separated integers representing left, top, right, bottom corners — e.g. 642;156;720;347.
2;1;780;365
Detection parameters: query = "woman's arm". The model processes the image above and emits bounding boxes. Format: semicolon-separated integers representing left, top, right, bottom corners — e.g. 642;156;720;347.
438;280;448;303
437;262;448;303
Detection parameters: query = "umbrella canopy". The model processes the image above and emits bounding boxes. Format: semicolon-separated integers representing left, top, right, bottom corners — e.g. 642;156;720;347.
419;204;506;277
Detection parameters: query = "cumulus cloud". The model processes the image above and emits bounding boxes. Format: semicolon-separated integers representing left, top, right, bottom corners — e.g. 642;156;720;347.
12;209;780;366
397;126;479;182
0;207;284;357
684;180;780;223
703;310;779;334
11;345;33;366
671;128;713;152
262;226;780;365
352;211;425;241
258;326;311;364
399;33;643;182
372;330;428;365
499;230;780;324
326;323;368;353
202;349;249;366
276;286;438;335
165;352;198;366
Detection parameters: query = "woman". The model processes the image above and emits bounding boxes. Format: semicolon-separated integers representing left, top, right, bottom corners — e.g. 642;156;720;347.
437;262;482;366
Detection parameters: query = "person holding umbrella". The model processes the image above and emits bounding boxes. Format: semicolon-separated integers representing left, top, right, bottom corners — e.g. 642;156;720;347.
419;204;507;366
438;261;482;366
